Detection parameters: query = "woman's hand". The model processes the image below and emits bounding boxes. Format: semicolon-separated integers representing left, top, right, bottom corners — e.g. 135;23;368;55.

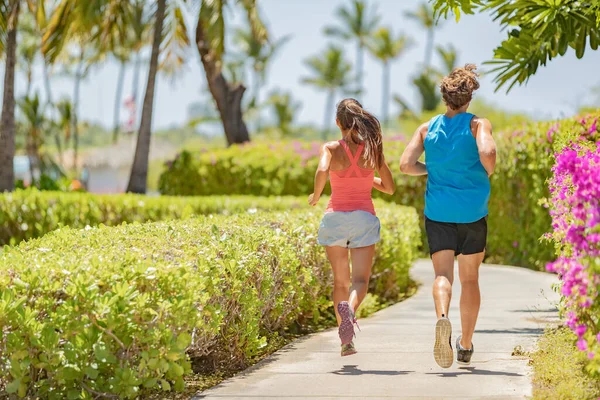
308;193;320;206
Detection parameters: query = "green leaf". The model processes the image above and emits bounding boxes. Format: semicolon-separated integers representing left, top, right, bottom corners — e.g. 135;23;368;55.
174;376;185;392
84;366;99;379
5;379;20;394
169;362;184;377
160;379;171;391
144;378;158;389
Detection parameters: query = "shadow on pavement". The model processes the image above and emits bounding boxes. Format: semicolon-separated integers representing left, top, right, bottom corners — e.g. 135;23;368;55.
331;365;413;376
426;367;523;378
511;307;558;313
475;327;544;335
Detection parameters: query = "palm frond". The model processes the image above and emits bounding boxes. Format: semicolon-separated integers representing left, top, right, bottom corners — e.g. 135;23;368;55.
436;44;458;74
238;0;268;44
41;0;76;64
199;0;225;65
160;2;191;75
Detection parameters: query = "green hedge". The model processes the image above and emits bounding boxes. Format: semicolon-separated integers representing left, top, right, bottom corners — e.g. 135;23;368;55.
0;205;421;398
0;189;311;246
158;112;600;270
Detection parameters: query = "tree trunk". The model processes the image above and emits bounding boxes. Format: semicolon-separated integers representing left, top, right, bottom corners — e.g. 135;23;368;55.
112;60;126;144
42;61;63;164
195;16;250;146
356;41;364;96
72;49;84;173
131;51;141;129
26;134;40;187
382;61;390;129
26;68;33;97
253;69;261;132
126;0;166;194
425;29;434;68
0;3;19;192
323;89;335;141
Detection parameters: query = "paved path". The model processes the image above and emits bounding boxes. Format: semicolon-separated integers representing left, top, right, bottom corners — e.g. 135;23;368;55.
195;260;560;399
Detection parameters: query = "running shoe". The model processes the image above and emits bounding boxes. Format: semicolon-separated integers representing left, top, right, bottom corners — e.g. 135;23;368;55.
341;341;357;357
456;335;474;365
337;301;355;345
433;317;453;368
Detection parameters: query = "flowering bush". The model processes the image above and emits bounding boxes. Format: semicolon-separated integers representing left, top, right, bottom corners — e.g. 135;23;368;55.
545;113;599;375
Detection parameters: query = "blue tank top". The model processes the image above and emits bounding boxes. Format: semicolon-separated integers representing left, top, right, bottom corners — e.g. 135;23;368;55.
424;113;490;223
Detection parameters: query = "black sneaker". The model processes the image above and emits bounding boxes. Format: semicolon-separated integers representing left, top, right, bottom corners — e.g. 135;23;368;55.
456;335;474;365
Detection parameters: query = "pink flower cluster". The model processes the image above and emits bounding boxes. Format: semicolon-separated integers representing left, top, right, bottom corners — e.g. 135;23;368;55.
546;141;600;370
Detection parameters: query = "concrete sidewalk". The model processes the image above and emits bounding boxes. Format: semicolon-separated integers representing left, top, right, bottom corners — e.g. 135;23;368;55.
195;259;560;399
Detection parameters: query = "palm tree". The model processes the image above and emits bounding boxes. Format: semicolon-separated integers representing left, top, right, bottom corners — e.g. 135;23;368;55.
0;0;21;191
302;46;354;140
194;0;269;145
267;90;301;136
234;27;291;130
413;68;441;112
325;0;380;95
18;93;46;184
368;27;412;128
405;2;438;68
127;0;167;193
99;1;150;144
128;0;150;122
17;13;37;96
436;44;457;74
55;99;72;145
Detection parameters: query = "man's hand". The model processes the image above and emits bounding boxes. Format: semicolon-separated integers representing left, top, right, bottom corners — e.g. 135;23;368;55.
308;193;320;206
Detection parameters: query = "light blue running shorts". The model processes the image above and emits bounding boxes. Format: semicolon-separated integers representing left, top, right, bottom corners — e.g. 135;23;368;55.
317;211;381;248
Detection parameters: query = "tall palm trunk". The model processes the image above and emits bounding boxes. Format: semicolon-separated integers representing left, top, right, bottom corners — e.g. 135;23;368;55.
112;60;126;143
196;16;250;146
26;131;40;187
131;51;141;128
0;2;19;192
382;60;390;129
356;41;364;96
424;28;434;67
323;89;335;141
126;0;166;193
72;49;84;173
253;69;261;132
43;61;62;164
26;68;33;96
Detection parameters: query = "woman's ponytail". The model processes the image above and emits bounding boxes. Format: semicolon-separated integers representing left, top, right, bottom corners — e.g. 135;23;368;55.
336;98;383;168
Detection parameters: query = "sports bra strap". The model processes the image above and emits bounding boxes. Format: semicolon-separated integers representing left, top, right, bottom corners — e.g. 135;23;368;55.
338;139;365;177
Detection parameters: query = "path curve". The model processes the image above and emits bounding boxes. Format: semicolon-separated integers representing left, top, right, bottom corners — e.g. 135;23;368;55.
195;259;560;399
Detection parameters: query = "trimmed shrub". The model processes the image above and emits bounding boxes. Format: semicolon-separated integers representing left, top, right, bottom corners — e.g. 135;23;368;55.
0;205;421;398
0;189;309;246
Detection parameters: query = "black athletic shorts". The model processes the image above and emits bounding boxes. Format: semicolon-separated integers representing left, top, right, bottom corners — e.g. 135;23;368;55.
425;216;487;256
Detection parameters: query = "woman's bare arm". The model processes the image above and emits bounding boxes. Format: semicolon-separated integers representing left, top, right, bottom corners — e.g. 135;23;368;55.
373;154;396;194
399;123;428;176
308;143;333;206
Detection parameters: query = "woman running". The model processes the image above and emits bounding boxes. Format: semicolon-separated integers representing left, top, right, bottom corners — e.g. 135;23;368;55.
308;98;395;356
400;64;496;368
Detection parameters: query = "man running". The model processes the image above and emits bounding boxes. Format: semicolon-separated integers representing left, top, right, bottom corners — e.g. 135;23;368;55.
399;64;496;368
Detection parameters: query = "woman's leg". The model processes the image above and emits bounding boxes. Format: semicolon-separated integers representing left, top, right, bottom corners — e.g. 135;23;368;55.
348;244;375;314
457;252;484;349
325;246;351;325
432;250;455;318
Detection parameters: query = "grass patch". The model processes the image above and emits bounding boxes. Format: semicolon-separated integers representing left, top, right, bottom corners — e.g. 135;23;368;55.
532;327;600;400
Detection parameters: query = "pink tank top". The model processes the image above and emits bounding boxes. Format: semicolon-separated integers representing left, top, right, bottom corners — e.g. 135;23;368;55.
326;140;376;215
